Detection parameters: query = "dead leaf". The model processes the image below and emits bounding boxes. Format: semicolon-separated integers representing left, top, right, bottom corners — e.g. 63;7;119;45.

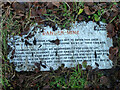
34;68;40;73
78;15;84;21
116;22;120;31
99;3;107;7
12;49;15;55
105;12;110;17
85;2;94;6
112;4;118;11
52;10;57;14
34;63;41;70
84;6;96;15
19;75;24;84
109;47;118;60
37;8;46;15
86;65;92;71
100;76;108;85
47;2;53;9
109;5;118;18
52;2;60;8
110;11;118;18
31;9;37;17
44;77;50;84
42;85;50;89
106;23;116;38
12;2;26;13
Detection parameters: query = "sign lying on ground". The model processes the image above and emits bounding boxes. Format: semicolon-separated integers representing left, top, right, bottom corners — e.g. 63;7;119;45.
8;21;113;71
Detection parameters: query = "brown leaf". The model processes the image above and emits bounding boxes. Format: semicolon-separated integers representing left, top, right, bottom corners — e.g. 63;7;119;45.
19;75;24;84
34;63;41;70
12;49;15;55
114;19;120;31
37;8;46;15
47;2;53;9
31;9;37;17
12;2;26;13
105;12;110;17
86;65;92;71
42;85;50;89
44;77;50;84
110;9;118;18
18;13;25;17
99;3;107;7
109;47;118;60
106;23;116;38
84;6;96;15
34;68;40;73
54;39;60;45
112;4;118;11
85;2;94;6
52;10;57;14
52;2;60;8
78;15;84;21
35;17;44;25
100;76;108;85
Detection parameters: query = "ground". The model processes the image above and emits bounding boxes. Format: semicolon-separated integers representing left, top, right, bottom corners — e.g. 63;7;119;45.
1;2;120;89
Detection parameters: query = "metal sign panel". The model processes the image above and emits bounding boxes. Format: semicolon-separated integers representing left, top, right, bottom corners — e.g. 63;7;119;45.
8;21;113;71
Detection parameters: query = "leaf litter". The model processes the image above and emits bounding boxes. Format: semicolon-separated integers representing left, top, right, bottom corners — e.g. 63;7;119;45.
2;2;120;89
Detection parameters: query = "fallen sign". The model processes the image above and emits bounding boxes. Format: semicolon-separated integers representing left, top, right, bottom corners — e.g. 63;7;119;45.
7;21;113;72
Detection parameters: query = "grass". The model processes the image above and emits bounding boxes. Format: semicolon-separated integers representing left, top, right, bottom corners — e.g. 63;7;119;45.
1;6;36;89
49;62;105;88
44;2;84;29
43;2;119;30
50;64;87;88
1;2;120;89
1;10;22;89
1;14;12;90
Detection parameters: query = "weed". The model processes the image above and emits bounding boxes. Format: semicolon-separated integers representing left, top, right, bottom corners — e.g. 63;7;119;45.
92;9;106;22
82;60;87;68
50;64;87;88
109;16;117;23
44;2;85;29
68;64;87;88
1;19;11;90
1;10;19;89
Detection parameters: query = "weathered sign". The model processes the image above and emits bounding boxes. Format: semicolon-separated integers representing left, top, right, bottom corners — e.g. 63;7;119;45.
8;21;113;71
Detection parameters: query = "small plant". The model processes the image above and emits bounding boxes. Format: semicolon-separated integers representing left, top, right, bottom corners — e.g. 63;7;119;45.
50;64;87;88
1;10;18;89
92;9;105;22
44;2;85;29
68;64;87;88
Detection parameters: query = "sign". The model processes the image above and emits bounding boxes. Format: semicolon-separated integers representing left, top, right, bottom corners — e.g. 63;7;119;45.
7;21;113;71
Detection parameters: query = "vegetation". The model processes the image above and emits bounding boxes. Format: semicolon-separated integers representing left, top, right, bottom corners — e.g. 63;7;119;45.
1;2;120;89
50;64;87;88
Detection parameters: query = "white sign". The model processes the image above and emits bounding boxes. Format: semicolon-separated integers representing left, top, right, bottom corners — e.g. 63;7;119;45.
8;21;113;71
